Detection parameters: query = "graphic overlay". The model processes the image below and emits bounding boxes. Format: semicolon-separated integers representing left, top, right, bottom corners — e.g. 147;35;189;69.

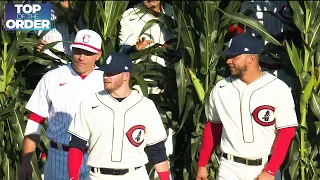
5;3;52;31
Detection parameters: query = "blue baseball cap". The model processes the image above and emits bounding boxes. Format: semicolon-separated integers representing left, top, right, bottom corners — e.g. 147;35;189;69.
98;52;132;74
221;33;264;56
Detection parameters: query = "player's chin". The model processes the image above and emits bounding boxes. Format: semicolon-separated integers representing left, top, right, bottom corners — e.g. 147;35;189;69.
104;84;112;91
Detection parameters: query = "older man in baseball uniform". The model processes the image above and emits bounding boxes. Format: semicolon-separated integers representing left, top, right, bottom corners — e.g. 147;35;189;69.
68;52;170;180
196;33;298;180
19;29;104;180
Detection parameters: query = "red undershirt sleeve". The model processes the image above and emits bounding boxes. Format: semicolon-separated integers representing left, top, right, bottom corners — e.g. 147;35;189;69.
158;171;170;180
68;148;83;180
198;121;223;167
29;112;45;124
264;127;296;176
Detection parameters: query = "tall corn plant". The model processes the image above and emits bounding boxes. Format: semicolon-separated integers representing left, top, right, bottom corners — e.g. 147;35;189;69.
285;1;320;179
78;1;129;65
170;1;242;179
0;0;46;178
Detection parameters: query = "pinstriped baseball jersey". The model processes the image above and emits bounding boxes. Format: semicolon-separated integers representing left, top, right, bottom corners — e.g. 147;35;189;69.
68;90;167;168
208;72;298;158
25;64;104;144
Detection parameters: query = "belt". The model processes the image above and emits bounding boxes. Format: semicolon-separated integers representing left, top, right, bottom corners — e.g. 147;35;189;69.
91;166;142;175
222;153;264;166
50;141;88;152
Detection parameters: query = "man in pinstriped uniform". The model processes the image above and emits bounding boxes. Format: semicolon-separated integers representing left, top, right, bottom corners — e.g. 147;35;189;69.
19;29;104;180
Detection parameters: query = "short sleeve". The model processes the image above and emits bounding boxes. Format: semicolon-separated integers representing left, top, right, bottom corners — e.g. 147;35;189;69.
68;101;91;141
207;86;221;123
25;74;50;118
274;84;298;129
145;101;167;146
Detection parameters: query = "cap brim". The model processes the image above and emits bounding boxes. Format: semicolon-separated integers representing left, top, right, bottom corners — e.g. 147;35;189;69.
97;66;125;74
70;44;99;53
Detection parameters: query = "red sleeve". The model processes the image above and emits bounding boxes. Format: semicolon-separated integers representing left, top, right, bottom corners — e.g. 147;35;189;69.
29;112;45;124
158;171;170;180
198;122;223;167
68;148;83;180
264;127;296;176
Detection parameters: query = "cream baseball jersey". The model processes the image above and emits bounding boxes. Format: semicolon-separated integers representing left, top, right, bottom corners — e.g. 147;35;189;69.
68;90;167;168
25;64;104;144
208;72;298;158
119;3;175;67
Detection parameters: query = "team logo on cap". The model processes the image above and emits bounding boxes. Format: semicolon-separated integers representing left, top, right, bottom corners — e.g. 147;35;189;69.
126;125;146;147
252;105;275;126
82;34;90;43
228;38;233;48
106;55;112;64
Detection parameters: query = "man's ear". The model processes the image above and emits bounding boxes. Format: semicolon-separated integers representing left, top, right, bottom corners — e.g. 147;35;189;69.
95;51;102;62
124;72;131;81
248;54;256;64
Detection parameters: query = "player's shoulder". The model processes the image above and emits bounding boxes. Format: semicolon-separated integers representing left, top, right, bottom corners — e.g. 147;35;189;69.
91;68;104;76
42;64;71;80
122;5;142;19
266;72;291;91
213;77;233;90
133;90;156;107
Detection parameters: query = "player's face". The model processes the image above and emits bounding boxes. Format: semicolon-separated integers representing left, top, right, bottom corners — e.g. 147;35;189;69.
226;54;249;77
72;48;101;76
103;72;130;92
143;0;161;9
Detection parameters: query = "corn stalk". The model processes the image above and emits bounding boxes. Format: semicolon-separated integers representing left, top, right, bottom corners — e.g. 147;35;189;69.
286;1;320;179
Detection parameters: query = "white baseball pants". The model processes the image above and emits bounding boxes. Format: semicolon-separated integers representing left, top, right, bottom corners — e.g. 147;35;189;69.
217;156;281;180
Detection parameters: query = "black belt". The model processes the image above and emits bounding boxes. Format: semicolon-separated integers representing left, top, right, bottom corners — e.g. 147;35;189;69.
50;141;88;152
222;153;264;166
91;166;142;175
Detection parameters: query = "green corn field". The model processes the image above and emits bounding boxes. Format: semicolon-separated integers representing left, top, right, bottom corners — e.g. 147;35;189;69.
0;1;319;180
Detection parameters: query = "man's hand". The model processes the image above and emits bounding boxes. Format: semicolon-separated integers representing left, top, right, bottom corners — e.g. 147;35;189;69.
254;171;275;180
19;160;32;180
35;39;48;54
196;166;208;180
134;37;152;51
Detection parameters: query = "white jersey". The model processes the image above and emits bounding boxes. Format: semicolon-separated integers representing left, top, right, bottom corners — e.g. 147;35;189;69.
208;72;298;158
119;3;175;67
68;90;167;169
25;64;104;144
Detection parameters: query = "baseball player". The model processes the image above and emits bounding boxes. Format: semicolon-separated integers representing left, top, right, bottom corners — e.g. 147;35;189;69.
196;33;298;180
119;0;176;94
239;0;296;98
67;52;170;180
19;29;104;180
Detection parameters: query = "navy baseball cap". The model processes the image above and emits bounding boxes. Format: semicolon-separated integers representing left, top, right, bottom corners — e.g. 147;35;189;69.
98;52;132;74
222;33;264;56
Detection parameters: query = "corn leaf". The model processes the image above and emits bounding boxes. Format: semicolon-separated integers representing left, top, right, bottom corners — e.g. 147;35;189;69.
174;60;187;116
310;92;320;120
286;41;303;76
308;17;320;48
289;1;305;33
218;8;282;46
